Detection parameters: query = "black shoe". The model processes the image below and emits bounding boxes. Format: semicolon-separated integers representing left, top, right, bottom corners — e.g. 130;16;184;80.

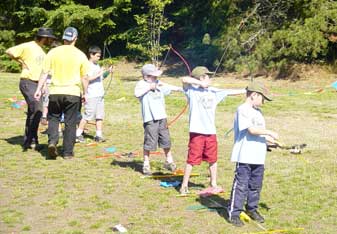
229;216;244;227
246;210;265;223
94;136;106;142
47;144;58;160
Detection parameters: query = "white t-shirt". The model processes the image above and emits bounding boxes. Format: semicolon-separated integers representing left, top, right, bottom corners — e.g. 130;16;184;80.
87;62;104;98
135;80;179;123
230;102;267;164
184;85;228;134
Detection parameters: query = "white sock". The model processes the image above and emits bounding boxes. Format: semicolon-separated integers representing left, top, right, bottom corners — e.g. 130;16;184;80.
76;129;83;137
166;156;173;164
96;130;102;137
143;159;150;166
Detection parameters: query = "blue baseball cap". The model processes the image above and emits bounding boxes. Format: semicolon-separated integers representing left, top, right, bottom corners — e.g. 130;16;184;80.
62;27;78;41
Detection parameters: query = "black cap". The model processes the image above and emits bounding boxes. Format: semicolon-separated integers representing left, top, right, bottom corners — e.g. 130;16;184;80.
36;27;56;39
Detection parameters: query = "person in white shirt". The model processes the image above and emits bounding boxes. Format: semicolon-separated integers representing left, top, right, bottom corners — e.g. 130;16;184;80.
179;66;246;195
227;81;278;227
134;64;182;175
76;45;113;143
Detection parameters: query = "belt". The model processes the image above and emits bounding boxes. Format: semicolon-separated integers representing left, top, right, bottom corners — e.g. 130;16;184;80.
20;78;38;83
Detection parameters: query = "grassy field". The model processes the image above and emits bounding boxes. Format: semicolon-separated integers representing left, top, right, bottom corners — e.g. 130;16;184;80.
0;64;336;234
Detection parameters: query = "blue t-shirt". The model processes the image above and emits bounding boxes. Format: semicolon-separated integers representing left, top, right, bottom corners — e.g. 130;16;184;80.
135;80;176;123
230;102;267;164
184;85;228;134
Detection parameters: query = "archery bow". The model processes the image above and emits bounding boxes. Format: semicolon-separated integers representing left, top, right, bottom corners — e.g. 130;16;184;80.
163;44;191;128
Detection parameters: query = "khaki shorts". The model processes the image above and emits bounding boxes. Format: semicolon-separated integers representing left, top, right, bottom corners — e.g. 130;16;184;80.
83;96;104;121
143;119;171;151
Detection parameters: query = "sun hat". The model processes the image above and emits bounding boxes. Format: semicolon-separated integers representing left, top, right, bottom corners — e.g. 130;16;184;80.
62;27;78;41
141;64;163;77
36;27;56;39
246;81;272;101
191;66;214;79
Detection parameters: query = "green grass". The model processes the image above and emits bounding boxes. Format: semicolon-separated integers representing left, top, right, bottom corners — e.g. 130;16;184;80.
0;68;336;233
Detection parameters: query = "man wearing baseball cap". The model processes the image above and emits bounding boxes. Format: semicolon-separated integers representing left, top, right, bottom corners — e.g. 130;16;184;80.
227;81;278;227
6;27;56;151
34;26;90;160
135;64;182;175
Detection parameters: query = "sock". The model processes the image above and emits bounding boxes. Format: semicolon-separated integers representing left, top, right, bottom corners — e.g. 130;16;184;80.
166;156;173;164
143;158;150;166
76;129;83;137
96;130;102;137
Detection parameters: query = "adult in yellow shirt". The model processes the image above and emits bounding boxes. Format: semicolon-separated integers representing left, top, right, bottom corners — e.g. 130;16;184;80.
34;27;90;160
6;28;56;151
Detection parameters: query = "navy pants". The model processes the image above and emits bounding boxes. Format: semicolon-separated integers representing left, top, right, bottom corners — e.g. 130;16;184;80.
228;163;264;218
48;94;81;156
19;79;42;147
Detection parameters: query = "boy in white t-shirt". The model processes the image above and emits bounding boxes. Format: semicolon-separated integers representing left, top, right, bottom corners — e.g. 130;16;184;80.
134;64;182;175
179;66;246;195
76;46;112;143
227;81;278;227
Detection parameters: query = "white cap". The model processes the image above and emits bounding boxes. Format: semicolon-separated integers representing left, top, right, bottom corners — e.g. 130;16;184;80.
141;64;163;77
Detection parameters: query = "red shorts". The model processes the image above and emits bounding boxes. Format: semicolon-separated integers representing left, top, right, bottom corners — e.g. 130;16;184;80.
187;133;218;165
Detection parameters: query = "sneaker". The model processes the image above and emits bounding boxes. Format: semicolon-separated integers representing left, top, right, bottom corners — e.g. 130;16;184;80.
94;136;106;142
142;164;152;175
179;186;190;195
76;135;85;143
163;162;177;172
63;155;74;160
47;144;58;160
246;210;265;223
229;216;244;227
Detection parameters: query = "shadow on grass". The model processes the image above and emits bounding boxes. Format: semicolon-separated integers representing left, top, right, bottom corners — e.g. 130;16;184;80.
197;195;229;219
3;135;23;146
111;159;143;174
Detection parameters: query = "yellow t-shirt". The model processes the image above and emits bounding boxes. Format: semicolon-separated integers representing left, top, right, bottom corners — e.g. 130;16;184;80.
6;41;46;81
43;45;90;96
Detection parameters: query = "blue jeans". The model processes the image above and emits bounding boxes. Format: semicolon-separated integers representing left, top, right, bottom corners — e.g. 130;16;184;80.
228;163;265;218
48;94;81;156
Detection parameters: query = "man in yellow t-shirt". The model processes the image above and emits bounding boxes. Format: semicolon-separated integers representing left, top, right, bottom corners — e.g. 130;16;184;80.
6;28;56;151
34;27;90;160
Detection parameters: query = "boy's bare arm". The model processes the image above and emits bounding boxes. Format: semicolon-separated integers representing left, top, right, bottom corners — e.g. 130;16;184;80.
248;127;278;141
181;76;209;88
134;82;157;98
87;70;103;81
224;89;246;96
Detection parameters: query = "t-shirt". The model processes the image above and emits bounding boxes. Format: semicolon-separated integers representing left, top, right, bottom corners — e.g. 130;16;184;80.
87;62;104;98
6;41;46;81
184;85;228;134
43;45;90;96
135;80;176;123
230;102;267;164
